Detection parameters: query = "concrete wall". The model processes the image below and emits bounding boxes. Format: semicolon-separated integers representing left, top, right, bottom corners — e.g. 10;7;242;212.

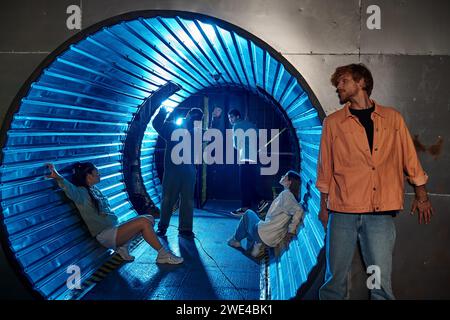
1;0;449;299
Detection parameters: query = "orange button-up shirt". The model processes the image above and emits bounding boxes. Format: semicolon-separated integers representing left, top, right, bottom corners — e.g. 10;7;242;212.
316;101;428;213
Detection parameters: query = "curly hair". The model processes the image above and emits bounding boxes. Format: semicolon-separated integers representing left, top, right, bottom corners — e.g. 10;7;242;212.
331;63;374;97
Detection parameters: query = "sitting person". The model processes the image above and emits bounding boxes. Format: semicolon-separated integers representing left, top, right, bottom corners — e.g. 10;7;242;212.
227;170;304;258
46;162;183;264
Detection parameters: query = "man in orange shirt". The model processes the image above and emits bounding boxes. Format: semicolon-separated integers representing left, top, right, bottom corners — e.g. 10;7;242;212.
316;63;434;299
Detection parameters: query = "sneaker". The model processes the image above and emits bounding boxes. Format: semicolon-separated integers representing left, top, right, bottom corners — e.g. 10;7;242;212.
179;230;195;239
257;200;270;213
156;227;167;237
227;237;241;248
116;246;135;261
230;207;248;217
156;250;184;265
250;242;265;258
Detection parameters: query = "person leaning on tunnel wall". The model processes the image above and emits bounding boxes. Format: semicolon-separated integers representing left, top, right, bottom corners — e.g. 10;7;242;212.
45;162;184;264
227;170;304;258
152;106;204;238
316;63;434;300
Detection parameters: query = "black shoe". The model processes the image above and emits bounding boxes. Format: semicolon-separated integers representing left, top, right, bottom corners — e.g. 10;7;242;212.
156;228;167;237
179;230;195;239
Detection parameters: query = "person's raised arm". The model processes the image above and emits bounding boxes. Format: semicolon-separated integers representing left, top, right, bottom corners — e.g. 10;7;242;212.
46;163;85;205
152;107;175;141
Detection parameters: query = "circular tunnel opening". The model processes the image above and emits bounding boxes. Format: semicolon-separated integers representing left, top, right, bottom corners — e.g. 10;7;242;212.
151;85;300;209
1;10;325;300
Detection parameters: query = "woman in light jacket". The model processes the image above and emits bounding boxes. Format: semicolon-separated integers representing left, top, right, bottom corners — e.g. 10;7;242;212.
46;162;183;264
227;170;304;257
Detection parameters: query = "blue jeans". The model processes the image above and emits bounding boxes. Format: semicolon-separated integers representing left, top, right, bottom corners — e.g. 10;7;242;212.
319;212;397;300
234;210;262;243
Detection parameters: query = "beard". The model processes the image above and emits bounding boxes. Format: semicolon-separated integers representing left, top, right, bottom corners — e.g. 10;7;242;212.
337;91;350;105
339;97;349;104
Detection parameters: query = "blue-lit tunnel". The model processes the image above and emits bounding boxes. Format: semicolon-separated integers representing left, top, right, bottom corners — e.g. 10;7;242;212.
0;11;325;300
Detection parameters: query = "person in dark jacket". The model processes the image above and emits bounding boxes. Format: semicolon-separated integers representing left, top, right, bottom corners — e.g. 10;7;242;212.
152;106;204;238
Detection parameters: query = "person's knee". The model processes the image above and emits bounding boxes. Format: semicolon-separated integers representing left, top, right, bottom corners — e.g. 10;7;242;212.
142;214;155;226
138;217;152;228
244;209;256;219
242;212;250;224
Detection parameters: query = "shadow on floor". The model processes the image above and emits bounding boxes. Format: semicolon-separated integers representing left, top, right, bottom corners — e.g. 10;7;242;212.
82;209;261;300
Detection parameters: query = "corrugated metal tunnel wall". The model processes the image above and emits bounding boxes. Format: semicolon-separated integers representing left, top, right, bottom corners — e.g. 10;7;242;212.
1;0;449;300
0;11;324;300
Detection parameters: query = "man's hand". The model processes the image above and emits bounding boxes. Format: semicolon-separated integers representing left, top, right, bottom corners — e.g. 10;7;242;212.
411;184;434;224
411;198;433;224
318;208;329;231
45;163;62;180
318;192;329;231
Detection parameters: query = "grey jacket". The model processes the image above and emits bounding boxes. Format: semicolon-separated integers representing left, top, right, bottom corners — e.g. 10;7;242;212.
56;177;118;236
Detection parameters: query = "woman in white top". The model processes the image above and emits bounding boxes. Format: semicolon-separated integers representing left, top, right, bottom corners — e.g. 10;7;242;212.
46;162;183;264
227;170;304;257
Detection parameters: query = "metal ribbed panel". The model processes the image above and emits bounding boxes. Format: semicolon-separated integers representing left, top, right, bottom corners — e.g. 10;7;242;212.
0;13;324;300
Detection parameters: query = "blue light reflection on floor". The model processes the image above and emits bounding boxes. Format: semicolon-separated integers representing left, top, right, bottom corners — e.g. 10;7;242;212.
82;209;260;300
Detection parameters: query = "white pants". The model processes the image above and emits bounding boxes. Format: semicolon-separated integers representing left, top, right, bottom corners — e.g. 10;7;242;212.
96;227;118;249
95;215;155;249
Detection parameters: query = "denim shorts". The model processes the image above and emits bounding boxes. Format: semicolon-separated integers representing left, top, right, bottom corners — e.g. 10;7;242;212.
96;227;118;249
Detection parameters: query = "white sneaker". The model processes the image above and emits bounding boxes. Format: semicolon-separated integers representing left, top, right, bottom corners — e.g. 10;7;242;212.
156;250;184;265
250;242;265;258
227;237;241;248
116;246;135;261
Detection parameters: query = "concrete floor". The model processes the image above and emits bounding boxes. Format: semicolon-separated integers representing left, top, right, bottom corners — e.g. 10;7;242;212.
82;205;262;300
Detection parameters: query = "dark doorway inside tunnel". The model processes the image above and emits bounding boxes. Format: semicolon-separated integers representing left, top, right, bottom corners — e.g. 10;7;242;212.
153;86;300;210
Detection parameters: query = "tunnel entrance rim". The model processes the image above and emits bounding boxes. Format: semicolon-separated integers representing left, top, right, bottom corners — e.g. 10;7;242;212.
1;10;325;143
0;10;326;300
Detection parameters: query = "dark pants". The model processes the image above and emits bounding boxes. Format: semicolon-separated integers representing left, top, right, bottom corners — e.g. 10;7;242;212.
158;166;196;232
239;162;260;208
